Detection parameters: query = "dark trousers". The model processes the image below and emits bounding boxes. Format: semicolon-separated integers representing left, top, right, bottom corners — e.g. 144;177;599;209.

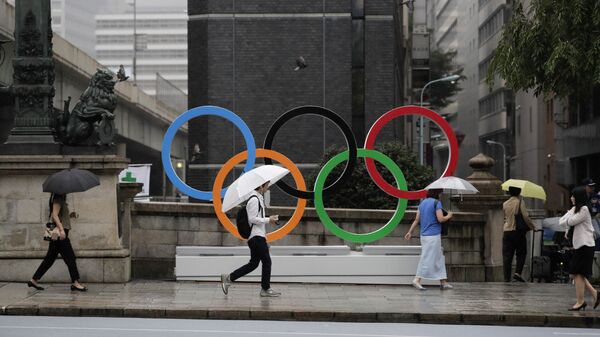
230;236;271;290
33;229;80;283
503;230;527;282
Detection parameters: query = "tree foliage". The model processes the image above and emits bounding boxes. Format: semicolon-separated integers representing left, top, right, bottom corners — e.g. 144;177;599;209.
488;0;600;101
428;49;464;111
306;142;435;209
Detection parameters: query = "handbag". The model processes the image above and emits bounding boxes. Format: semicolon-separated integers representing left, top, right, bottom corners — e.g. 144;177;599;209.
43;194;60;241
515;199;530;232
435;200;449;236
43;219;59;241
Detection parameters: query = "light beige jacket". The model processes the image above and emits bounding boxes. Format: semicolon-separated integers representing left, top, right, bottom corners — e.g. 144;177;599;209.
502;196;535;232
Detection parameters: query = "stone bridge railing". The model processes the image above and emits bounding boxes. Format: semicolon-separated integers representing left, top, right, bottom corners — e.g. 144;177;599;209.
130;202;486;282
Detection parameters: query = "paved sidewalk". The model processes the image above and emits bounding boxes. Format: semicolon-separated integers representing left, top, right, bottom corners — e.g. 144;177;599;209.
0;281;598;328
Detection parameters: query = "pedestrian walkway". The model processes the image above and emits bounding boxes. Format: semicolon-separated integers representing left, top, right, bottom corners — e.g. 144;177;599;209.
0;281;598;328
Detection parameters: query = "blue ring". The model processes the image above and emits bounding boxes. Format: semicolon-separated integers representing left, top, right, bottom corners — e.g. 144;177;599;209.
161;106;256;201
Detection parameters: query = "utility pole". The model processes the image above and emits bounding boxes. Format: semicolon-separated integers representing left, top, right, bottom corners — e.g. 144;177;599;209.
132;0;137;84
393;0;405;140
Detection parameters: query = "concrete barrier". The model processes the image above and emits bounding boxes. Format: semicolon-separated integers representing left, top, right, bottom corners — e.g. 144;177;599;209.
175;245;433;285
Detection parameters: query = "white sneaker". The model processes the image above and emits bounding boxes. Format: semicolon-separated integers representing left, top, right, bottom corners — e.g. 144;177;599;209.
220;274;231;295
440;283;454;290
412;279;426;291
260;288;281;297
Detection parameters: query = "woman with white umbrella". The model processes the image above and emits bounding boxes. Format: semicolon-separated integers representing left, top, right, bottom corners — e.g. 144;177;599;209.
220;165;289;298
404;177;478;290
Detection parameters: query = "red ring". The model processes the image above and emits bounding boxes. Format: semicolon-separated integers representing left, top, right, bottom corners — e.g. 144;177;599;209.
364;105;459;200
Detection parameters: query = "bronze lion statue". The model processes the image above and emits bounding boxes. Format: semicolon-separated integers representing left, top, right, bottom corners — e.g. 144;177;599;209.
58;68;119;145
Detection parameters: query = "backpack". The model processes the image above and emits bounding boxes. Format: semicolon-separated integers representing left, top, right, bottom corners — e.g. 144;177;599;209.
236;195;262;239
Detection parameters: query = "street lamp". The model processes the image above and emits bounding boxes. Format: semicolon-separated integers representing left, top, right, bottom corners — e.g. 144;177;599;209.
486;140;506;181
127;0;137;84
419;74;461;165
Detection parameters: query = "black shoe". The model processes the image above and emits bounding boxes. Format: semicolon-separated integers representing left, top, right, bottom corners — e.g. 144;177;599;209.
27;281;44;291
594;290;600;310
513;274;526;282
71;285;87;292
568;302;587;311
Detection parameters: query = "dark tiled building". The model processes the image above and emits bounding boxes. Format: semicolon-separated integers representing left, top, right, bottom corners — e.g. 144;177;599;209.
187;0;401;204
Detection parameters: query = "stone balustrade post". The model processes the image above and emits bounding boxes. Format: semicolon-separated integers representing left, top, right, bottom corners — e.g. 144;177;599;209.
452;153;508;281
118;182;143;251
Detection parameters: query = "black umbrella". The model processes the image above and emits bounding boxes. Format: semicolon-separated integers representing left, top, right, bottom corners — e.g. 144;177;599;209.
43;169;100;195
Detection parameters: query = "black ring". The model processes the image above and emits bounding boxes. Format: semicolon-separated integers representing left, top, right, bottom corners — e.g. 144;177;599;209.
263;105;358;199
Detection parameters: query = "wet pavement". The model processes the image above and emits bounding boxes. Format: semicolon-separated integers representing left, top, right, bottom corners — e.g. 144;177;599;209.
0;281;598;328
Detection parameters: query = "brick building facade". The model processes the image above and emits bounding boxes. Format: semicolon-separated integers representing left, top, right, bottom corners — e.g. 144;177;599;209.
187;0;401;205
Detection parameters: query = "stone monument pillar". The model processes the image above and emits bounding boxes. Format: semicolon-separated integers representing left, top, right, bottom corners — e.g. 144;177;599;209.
452;153;507;281
0;156;130;282
0;0;132;282
4;0;57;149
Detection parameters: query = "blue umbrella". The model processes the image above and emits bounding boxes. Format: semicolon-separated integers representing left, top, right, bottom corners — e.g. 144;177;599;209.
43;169;100;194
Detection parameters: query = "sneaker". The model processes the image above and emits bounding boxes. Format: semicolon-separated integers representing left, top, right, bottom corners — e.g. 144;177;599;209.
440;283;454;290
412;279;426;291
513;274;526;283
220;274;231;295
260;288;281;297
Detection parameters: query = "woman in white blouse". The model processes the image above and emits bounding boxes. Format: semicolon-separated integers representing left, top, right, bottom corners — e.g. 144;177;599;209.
560;186;599;311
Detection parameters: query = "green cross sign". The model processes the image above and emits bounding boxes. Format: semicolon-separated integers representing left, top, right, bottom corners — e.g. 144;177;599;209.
122;171;137;182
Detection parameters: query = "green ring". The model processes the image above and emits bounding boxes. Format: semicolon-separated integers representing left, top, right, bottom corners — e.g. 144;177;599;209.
314;149;408;243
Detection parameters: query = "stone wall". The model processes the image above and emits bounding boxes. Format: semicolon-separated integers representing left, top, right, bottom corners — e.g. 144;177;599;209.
0;155;131;283
131;202;486;281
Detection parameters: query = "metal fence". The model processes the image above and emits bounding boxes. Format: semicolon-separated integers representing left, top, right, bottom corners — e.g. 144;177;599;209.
155;72;187;113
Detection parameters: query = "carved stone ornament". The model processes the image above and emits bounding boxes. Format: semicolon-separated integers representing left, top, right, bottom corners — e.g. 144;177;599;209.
18;11;43;57
57;69;118;146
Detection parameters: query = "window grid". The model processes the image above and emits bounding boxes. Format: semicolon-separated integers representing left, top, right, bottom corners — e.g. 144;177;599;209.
479;90;506;117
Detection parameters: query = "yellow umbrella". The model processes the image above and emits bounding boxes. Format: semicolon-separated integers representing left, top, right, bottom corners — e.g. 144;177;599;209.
501;179;546;201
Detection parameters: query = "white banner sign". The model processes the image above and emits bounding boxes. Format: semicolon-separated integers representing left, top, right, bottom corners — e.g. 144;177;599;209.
119;164;152;197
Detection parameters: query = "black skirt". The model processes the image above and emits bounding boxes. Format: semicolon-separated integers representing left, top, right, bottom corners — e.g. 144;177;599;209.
569;245;595;277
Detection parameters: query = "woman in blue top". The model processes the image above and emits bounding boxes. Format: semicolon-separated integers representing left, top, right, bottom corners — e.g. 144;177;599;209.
405;189;453;290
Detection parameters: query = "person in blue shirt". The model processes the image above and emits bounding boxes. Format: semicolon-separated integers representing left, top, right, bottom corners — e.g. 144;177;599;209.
405;189;453;290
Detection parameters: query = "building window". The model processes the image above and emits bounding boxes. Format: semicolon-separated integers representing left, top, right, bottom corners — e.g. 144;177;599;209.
567;85;600;127
546;99;553;124
479;90;506;117
479;7;504;45
478;53;493;82
529;106;533;132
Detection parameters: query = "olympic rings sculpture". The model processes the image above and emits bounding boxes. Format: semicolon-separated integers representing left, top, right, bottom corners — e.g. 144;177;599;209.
162;105;458;243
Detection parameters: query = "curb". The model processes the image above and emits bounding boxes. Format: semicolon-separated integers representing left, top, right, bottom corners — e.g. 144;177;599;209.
3;305;599;328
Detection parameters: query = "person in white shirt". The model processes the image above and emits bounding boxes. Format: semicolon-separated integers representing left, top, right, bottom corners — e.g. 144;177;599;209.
560;186;599;311
221;182;280;297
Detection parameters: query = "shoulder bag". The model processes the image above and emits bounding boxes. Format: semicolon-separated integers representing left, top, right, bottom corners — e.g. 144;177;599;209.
515;199;530;232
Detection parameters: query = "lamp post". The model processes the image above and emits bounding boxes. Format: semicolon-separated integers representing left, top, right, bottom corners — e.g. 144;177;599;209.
486;140;506;181
132;0;137;84
418;74;460;165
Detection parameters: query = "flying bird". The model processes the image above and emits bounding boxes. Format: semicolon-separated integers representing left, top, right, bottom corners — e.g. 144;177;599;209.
294;57;307;71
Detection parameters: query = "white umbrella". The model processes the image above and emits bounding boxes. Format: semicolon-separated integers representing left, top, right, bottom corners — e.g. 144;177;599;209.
221;165;290;212
425;176;479;194
542;217;563;232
